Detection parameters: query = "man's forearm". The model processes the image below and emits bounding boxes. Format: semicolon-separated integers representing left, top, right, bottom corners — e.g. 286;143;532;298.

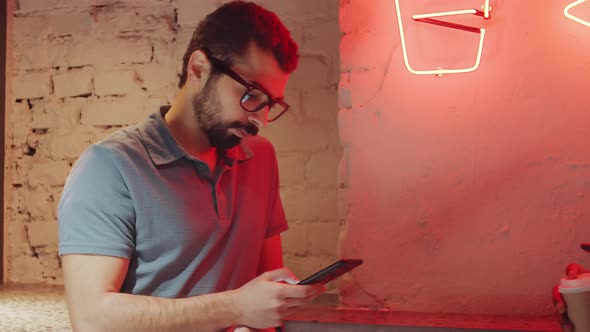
75;289;241;332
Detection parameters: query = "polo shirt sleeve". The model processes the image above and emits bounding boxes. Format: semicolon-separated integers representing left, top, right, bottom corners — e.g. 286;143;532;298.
58;144;136;259
265;153;288;238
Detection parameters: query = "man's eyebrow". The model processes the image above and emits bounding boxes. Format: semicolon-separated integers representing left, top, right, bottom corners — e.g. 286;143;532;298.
249;80;268;91
245;79;283;99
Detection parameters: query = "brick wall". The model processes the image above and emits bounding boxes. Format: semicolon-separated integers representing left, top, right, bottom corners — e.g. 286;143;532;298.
4;0;341;286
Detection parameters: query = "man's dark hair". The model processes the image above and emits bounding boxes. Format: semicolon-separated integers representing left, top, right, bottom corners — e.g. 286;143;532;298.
178;1;299;88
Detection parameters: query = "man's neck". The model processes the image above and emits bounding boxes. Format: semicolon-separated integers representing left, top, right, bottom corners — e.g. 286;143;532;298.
164;95;218;171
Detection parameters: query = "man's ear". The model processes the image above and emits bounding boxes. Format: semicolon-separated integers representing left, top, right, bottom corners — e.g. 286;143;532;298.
186;50;212;88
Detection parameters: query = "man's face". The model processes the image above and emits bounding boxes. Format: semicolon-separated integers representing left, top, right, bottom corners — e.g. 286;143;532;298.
192;75;248;150
192;44;290;150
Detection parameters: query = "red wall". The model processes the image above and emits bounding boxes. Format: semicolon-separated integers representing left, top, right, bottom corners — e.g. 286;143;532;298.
338;0;590;315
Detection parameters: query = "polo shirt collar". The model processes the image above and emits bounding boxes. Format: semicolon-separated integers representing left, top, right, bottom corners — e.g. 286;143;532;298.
138;106;253;166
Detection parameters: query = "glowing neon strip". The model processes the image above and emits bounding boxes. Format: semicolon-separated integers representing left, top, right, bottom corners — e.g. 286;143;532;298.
565;0;590;28
412;9;476;20
484;0;490;19
394;0;488;76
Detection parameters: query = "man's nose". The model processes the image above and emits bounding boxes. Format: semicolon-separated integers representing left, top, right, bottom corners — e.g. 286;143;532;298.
248;110;268;128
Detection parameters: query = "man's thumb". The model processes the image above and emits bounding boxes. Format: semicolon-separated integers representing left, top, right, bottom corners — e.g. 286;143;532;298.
261;268;300;284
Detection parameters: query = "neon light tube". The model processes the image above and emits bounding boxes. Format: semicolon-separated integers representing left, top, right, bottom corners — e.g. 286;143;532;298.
394;0;487;75
565;0;590;28
412;9;476;20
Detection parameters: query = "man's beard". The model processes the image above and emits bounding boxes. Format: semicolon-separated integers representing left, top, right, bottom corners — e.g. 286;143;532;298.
192;75;259;150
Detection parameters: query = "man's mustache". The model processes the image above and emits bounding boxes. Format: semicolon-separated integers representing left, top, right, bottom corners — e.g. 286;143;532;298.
229;122;258;136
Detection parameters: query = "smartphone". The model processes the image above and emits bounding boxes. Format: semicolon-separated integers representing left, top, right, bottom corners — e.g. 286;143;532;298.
581;243;590;253
297;258;363;285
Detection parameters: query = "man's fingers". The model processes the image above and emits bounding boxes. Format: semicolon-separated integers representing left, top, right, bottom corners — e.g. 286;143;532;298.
279;307;298;318
260;268;300;284
552;285;566;313
562;319;574;332
565;263;589;279
283;292;323;308
278;283;326;299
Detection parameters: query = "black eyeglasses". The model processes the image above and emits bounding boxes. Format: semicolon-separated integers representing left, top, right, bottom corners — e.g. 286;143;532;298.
208;56;289;122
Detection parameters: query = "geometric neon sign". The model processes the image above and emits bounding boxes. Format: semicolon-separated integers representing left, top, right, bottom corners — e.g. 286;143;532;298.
565;0;590;28
394;0;492;76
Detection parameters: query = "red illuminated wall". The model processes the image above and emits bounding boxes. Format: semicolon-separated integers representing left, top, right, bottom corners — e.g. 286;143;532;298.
338;0;590;315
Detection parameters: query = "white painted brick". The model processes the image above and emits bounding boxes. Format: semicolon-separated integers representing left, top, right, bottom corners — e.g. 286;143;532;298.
6;220;31;257
30;102;45;127
15;10;91;41
28;187;57;221
94;66;141;96
10;102;32;146
262;122;334;152
288;55;333;90
81;93;159;126
283;255;336;282
153;40;178;66
6;215;29;235
302;18;340;55
13;70;53;99
11;157;34;186
302;86;338;124
135;63;179;95
17;0;163;12
50;188;63;220
53;67;94;98
90;3;175;36
13;15;50;42
281;188;338;221
8;255;45;283
50;10;92;36
281;222;308;256
31;98;83;130
306;150;341;187
18;0;66;11
26;131;50;159
308;222;341;256
28;221;59;248
277;152;306;188
173;0;220;27
43;127;98;160
28;160;71;187
66;38;152;67
8;187;27;215
242;0;339;19
38;254;61;280
18;0;91;11
14;40;71;71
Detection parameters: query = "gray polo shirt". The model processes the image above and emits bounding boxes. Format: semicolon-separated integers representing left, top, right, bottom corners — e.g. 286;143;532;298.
58;107;288;298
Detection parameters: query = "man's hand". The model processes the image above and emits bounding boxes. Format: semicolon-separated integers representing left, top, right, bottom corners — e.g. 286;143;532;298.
552;263;589;332
232;268;325;329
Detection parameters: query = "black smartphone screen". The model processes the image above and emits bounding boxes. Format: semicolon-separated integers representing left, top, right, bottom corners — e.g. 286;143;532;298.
297;259;363;285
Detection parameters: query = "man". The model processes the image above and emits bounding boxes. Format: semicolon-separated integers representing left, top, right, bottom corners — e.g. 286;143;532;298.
58;2;325;331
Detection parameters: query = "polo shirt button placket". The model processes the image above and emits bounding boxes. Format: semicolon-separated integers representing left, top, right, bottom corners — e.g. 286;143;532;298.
215;185;228;225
